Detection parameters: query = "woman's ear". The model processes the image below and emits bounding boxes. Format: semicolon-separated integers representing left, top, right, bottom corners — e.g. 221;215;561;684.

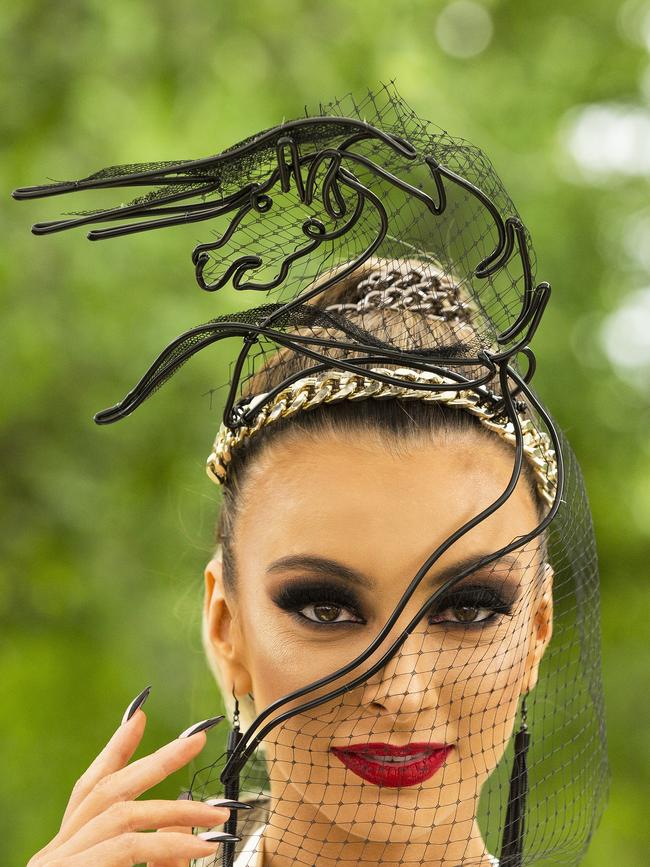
204;546;253;697
522;561;554;695
203;543;223;625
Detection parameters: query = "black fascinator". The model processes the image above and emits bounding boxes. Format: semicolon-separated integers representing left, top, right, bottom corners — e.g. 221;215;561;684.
14;83;608;867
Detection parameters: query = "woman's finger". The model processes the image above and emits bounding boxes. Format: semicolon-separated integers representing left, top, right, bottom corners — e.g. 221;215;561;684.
42;829;239;867
145;791;251;867
61;687;151;828
146;790;196;867
41;799;232;861
32;694;150;862
146;814;194;867
146;791;218;867
55;716;224;844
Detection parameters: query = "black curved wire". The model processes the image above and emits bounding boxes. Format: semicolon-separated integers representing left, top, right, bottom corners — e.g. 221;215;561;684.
13;115;539;356
93;315;501;425
12;117;547;441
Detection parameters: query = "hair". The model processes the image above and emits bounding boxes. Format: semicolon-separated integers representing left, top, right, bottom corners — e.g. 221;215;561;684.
202;257;550;729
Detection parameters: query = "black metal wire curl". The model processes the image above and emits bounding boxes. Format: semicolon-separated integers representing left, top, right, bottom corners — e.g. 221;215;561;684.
12;93;547;432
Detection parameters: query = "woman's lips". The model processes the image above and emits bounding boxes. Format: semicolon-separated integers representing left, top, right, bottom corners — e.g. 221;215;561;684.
330;741;454;788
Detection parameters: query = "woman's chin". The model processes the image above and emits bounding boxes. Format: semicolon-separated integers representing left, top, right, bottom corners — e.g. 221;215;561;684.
299;794;460;843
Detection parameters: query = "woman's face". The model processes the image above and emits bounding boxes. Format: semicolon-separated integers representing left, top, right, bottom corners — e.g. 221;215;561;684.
205;428;553;845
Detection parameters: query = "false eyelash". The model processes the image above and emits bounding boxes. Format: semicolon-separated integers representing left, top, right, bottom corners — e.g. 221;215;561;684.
271;579;366;624
271;577;516;631
428;583;514;613
427;583;515;626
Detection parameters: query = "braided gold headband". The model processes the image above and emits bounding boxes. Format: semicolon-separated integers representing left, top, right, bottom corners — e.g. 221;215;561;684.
206;366;558;508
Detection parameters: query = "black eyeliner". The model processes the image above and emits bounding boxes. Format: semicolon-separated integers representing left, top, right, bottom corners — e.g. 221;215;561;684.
270;577;518;630
270;578;366;625
427;581;516;627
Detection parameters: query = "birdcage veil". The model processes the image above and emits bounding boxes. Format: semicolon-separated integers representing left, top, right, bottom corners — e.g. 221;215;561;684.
13;82;608;866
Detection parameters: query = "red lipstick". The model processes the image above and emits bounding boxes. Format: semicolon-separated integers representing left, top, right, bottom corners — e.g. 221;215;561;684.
330;741;453;788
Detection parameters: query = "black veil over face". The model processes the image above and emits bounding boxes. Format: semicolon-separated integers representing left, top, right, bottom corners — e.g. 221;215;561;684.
13;83;608;866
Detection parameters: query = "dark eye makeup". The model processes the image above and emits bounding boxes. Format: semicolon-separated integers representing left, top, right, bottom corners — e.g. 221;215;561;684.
271;579;366;627
270;577;517;630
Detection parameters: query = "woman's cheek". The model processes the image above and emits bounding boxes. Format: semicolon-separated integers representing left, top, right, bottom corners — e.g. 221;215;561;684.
241;606;349;709
449;628;529;780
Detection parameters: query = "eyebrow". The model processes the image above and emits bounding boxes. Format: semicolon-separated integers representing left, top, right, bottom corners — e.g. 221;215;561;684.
265;551;523;591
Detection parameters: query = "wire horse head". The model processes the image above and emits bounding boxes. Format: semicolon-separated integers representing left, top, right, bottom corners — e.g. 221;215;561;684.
13;113;548;430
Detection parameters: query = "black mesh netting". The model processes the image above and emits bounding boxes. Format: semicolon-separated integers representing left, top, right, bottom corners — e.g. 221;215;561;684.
13;82;608;867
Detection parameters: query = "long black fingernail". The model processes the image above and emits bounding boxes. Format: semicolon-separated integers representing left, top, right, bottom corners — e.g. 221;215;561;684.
197;831;241;842
177;715;225;739
121;685;152;725
204;798;252;810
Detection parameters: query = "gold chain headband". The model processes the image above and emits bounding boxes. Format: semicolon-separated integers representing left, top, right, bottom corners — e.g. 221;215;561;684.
206;365;558;508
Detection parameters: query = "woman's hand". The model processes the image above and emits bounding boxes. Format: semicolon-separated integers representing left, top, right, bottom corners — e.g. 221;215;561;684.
26;687;240;867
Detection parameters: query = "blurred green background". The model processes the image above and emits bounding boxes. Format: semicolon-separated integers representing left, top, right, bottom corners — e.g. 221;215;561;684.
2;1;649;864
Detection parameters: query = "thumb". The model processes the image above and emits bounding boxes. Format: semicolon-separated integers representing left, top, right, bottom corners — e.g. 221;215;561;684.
146;791;196;867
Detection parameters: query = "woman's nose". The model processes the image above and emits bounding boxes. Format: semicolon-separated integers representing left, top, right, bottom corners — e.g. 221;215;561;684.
360;629;439;717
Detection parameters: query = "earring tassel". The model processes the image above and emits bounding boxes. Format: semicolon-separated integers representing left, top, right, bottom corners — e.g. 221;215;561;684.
221;701;243;867
500;704;530;867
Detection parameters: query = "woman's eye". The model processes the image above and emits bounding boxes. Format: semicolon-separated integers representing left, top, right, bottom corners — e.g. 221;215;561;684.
430;604;494;624
299;603;360;624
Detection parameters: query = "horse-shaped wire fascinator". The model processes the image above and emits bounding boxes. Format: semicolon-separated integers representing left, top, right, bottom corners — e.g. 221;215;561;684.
13;83;608;867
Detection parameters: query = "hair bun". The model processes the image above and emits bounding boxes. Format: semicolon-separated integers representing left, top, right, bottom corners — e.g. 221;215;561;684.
322;258;476;325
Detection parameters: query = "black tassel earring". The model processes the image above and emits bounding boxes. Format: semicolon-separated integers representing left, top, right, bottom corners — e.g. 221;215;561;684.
500;693;530;867
221;688;243;867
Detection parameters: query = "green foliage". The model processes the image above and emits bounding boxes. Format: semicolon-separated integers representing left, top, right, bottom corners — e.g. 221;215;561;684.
2;1;648;863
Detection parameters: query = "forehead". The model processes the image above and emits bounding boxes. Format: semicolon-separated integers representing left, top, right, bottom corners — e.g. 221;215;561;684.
233;429;540;580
